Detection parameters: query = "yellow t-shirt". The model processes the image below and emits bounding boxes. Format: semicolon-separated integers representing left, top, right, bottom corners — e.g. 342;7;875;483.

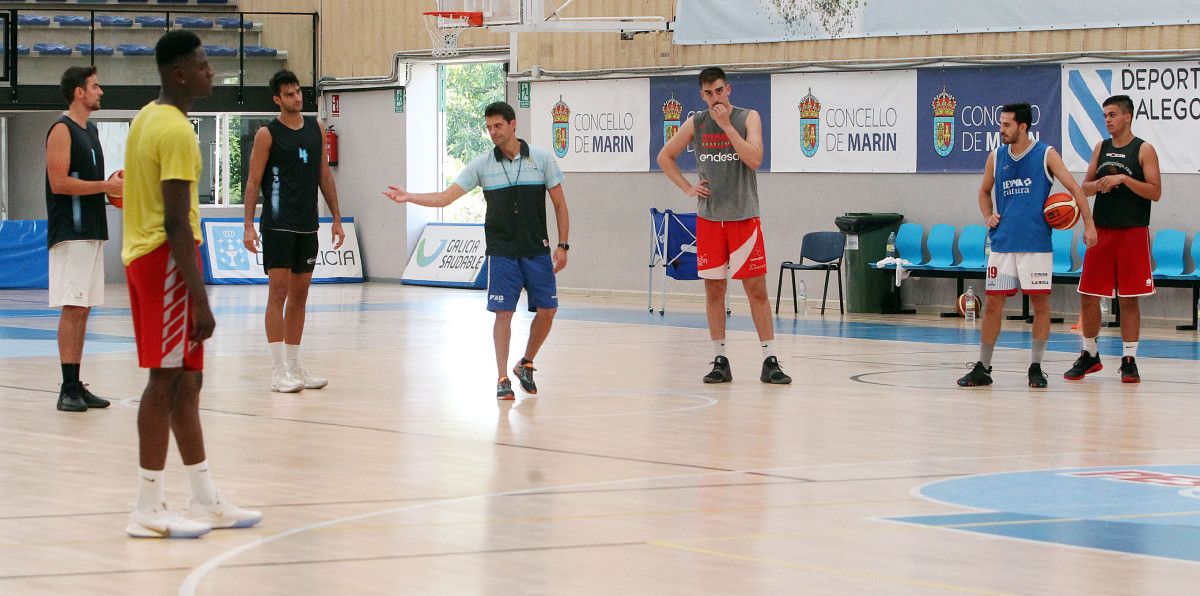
121;101;202;266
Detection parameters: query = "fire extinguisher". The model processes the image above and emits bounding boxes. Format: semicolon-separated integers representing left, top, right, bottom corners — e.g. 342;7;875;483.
324;125;339;167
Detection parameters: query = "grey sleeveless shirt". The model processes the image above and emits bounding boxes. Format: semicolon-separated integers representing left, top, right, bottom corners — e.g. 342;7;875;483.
690;106;760;221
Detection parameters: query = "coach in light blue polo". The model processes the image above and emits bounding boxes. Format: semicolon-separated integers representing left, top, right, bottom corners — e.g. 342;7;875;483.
382;101;570;400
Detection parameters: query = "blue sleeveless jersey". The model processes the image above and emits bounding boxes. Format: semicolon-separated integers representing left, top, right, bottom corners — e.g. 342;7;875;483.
990;141;1053;253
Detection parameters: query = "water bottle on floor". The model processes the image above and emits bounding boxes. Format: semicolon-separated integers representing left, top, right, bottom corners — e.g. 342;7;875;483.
798;280;808;314
1100;297;1111;324
1195;298;1200;327
885;231;896;259
964;285;977;325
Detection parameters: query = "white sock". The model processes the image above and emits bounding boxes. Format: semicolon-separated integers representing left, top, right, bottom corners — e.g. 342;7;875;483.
1123;341;1138;358
1083;337;1098;357
269;342;285;369
284;343;300;371
761;340;775;359
136;467;164;513
185;460;219;506
712;340;726;358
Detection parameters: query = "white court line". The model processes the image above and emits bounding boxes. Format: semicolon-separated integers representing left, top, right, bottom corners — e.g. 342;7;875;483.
178;446;1200;595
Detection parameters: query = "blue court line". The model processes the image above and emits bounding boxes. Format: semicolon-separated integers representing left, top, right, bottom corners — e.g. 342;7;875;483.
2;301;1199;360
0;326;133;343
888;511;1200;563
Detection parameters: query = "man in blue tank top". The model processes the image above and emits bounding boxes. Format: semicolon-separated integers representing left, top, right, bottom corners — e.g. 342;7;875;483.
1065;95;1162;384
45;66;124;412
958;103;1096;389
243;70;345;393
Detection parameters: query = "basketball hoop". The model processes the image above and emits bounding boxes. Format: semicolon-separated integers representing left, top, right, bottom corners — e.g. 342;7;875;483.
422;11;484;57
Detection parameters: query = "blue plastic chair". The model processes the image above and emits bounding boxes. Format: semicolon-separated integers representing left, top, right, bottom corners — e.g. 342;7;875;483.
1051;229;1074;274
96;16;135;28
204;45;238;57
118;44;155;56
245;45;279;57
135;16;167;28
76;44;115;56
1151;229;1186;277
34;43;72;55
18;15;51;27
176;17;214;29
777;231;845;315
952;225;988;271
54;15;92;27
915;224;956;270
894;222;925;266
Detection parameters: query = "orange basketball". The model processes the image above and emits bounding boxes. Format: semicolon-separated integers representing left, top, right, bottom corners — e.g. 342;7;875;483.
1043;192;1078;230
106;169;124;209
957;293;979;316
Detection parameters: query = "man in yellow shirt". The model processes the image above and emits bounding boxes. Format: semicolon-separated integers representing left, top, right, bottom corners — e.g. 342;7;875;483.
121;31;260;539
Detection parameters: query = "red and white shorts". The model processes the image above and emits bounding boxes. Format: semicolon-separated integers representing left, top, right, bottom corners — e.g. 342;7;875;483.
696;216;767;280
125;242;204;370
1078;226;1155;298
985;252;1053;296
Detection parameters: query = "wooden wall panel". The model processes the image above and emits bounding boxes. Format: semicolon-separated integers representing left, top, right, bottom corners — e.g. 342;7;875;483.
238;1;1200;79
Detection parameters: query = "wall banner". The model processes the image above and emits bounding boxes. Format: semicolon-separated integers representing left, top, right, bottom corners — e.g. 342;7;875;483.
201;217;363;285
530;79;651;172
400;223;488;289
917;65;1062;173
770;70;917;172
648;74;772;172
1063;62;1200;173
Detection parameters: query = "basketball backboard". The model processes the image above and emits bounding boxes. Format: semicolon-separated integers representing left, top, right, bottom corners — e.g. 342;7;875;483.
437;0;524;27
438;0;670;34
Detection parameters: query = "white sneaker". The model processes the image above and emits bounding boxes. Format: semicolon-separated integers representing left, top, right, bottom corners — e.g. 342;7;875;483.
126;503;211;538
188;492;263;529
291;365;328;390
271;367;305;393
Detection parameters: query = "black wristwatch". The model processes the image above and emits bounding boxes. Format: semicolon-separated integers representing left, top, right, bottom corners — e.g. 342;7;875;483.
556;242;570;251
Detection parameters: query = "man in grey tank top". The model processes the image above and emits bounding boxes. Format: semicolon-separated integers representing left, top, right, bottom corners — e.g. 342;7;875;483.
657;67;790;385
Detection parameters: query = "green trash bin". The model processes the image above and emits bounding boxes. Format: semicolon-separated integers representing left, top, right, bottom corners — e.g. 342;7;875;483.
834;213;904;313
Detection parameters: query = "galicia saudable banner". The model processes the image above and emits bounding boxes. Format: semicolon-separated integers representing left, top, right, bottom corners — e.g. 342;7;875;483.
916;65;1061;173
770;70;917;172
648;74;772;172
530;79;651;172
1063;62;1200;173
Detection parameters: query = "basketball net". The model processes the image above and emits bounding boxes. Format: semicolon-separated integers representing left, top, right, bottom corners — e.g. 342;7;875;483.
422;11;483;58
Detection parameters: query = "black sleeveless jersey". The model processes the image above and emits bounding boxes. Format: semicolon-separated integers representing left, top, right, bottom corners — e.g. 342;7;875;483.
260;116;322;233
1092;136;1150;228
45;116;107;247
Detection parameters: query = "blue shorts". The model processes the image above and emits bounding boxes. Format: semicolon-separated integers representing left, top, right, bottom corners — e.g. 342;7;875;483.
486;254;558;312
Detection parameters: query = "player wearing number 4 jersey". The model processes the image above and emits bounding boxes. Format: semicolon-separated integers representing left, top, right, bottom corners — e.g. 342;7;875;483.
957;103;1095;389
1067;94;1162;384
657;66;790;385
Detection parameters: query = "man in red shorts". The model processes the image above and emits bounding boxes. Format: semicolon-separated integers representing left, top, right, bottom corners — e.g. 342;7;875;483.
657;67;790;385
1065;94;1162;384
121;31;260;538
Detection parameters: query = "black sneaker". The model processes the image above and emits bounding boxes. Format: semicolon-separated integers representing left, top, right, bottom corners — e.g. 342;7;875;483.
75;383;110;409
1028;363;1048;388
760;356;792;384
1063;350;1102;380
56;383;87;412
496;377;515;400
1120;356;1140;384
512;359;538;394
703;356;732;383
957;362;993;387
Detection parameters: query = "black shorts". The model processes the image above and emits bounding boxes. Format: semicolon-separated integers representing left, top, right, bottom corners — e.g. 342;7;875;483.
261;229;319;274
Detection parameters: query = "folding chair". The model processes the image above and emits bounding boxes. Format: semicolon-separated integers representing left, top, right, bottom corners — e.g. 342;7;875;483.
776;231;845;314
648;208;698;314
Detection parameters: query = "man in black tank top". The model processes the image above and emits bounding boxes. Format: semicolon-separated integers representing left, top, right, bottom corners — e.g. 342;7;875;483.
243;70;344;393
45;66;123;412
1066;94;1162;384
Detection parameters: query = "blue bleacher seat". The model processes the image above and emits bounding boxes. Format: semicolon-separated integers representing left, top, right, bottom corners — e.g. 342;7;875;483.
117;0;151;3
54;15;92;27
244;45;278;57
117;43;154;55
915;223;955;269
1151;229;1187;277
951;225;988;271
135;15;167;28
176;17;214;29
1051;228;1074;274
198;0;231;3
18;15;52;27
204;44;237;57
216;18;254;29
0;45;32;56
895;222;925;266
76;44;115;56
34;43;73;55
96;16;134;27
157;0;188;3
